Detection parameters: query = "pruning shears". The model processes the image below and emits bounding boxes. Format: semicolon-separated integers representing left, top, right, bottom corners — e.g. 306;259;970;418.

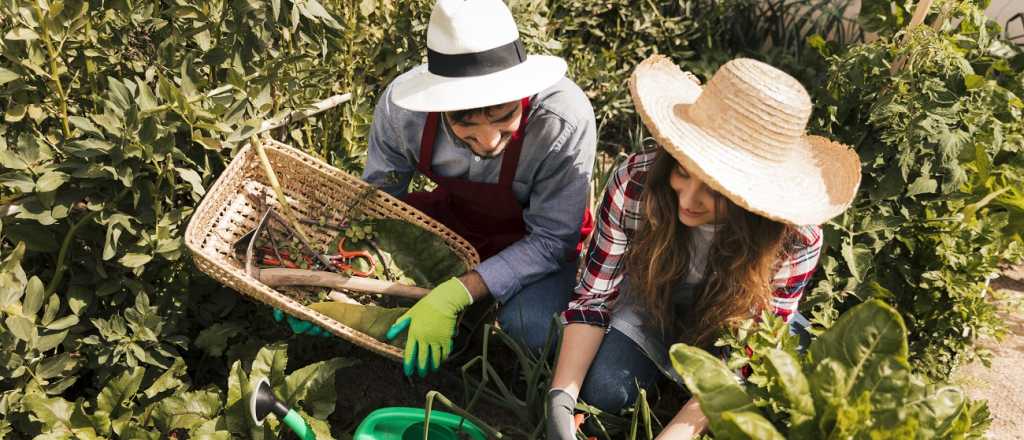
257;237;377;277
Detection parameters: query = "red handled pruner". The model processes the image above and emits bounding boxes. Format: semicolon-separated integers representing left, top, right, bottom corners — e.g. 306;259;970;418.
258;237;376;277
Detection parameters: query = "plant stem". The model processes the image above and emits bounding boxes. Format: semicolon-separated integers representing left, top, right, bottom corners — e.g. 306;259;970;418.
34;4;71;138
47;189;130;295
425;390;503;439
138;84;235;117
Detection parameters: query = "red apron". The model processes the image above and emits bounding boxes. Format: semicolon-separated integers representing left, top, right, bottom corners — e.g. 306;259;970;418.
402;98;593;261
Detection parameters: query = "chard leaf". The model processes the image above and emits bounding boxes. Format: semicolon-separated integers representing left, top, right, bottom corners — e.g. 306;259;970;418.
669;343;755;436
309;302;407;345
250;343;288;391
281;356;357;419
720;410;785;440
341;219;467;289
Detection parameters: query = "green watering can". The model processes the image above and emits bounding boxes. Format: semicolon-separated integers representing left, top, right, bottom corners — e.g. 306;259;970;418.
354;407;487;440
249;378;489;440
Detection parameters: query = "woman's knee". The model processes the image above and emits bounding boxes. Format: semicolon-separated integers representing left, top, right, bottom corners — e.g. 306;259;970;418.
576;329;661;414
578;368;647;414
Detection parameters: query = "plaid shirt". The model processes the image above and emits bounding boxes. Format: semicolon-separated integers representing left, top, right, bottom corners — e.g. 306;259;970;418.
563;150;823;328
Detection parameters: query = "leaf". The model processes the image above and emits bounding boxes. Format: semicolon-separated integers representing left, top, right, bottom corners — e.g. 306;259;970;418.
41;293;60;325
45;314;80;331
119;253;153;268
964;74;985;90
5;222;60;252
176;168;206;197
807;300;908;414
4;103;25;122
151;390;223;432
36;329;70;352
103;223;122;260
68;116;103;137
107;77;133;111
669;344;756;436
0;242;28;308
191;417;232;440
309;302;407;344
96;366;145;415
5;315;36;342
763;348;815;432
0;172;35;192
194;322;246;357
250;343;288;390
359;0;376;16
719;411;786;440
23;275;45;317
136;80;159;112
143;357;187;399
35;171;69;193
23;394;100;437
841;241;873;282
0;67;20;86
36;352;77;379
281;356;357;419
343;219;467;289
5;27;39;40
906;176;938;197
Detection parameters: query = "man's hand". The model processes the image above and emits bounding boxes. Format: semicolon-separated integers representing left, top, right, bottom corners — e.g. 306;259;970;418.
385;277;473;377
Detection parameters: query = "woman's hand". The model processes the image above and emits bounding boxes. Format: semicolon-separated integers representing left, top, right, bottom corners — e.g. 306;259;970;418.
546;389;578;440
655;398;708;439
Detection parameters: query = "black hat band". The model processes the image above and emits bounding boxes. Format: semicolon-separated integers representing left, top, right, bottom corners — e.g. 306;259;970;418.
427;39;526;78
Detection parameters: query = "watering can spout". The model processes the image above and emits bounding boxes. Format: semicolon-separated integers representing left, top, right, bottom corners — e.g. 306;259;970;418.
249;377;317;440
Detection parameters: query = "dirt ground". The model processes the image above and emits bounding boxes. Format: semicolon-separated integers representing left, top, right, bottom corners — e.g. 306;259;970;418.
954;266;1024;440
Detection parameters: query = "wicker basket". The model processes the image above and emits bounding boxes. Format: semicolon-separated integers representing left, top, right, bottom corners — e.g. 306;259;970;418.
185;138;479;360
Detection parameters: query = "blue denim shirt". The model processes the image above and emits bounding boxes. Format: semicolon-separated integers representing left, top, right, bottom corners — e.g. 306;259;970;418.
363;73;597;302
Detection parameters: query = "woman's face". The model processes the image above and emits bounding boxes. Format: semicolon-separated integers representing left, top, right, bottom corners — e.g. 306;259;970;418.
667;162;727;226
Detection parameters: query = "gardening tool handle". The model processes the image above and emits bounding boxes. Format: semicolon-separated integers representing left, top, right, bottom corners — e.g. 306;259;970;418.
257;268;430;299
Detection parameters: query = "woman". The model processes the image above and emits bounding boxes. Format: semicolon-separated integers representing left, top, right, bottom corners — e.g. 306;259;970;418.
546;55;861;439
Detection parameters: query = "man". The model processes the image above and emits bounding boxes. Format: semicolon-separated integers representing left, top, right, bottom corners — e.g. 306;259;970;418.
364;0;596;377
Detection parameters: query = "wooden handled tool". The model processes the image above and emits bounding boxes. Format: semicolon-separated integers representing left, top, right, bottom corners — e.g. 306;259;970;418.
255;267;429;299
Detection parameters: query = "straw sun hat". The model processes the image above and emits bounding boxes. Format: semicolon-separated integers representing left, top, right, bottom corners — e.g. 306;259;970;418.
392;0;567;112
629;55;862;226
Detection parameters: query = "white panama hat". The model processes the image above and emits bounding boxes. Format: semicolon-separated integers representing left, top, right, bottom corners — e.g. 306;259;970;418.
391;0;568;112
629;55;862;226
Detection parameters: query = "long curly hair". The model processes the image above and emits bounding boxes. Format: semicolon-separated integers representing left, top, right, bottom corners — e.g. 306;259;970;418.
624;148;793;348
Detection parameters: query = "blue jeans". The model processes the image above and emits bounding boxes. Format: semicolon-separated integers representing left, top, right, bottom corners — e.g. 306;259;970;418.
496;262;577;354
579;311;815;415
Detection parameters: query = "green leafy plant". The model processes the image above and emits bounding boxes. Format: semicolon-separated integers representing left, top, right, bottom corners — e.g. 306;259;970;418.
672;300;991;439
805;0;1024;379
13;341;353;439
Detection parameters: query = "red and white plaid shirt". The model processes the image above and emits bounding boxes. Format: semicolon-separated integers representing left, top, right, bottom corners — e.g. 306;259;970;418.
562;150;823;328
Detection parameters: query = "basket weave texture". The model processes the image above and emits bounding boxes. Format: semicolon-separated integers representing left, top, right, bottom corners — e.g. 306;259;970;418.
184;139;479;360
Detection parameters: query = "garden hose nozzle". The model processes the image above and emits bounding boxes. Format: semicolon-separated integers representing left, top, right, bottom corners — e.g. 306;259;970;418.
250;377;316;440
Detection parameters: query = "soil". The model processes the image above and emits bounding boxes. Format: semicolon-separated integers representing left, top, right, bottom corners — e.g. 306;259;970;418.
954;266;1024;440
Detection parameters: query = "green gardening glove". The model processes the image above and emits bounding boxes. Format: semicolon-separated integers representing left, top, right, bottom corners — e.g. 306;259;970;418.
272;308;331;337
385;278;472;377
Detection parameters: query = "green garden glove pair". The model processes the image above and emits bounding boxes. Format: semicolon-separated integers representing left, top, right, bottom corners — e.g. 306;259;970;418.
385;278;472;377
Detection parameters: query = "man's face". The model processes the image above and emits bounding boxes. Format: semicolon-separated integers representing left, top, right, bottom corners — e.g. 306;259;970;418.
445;101;523;158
